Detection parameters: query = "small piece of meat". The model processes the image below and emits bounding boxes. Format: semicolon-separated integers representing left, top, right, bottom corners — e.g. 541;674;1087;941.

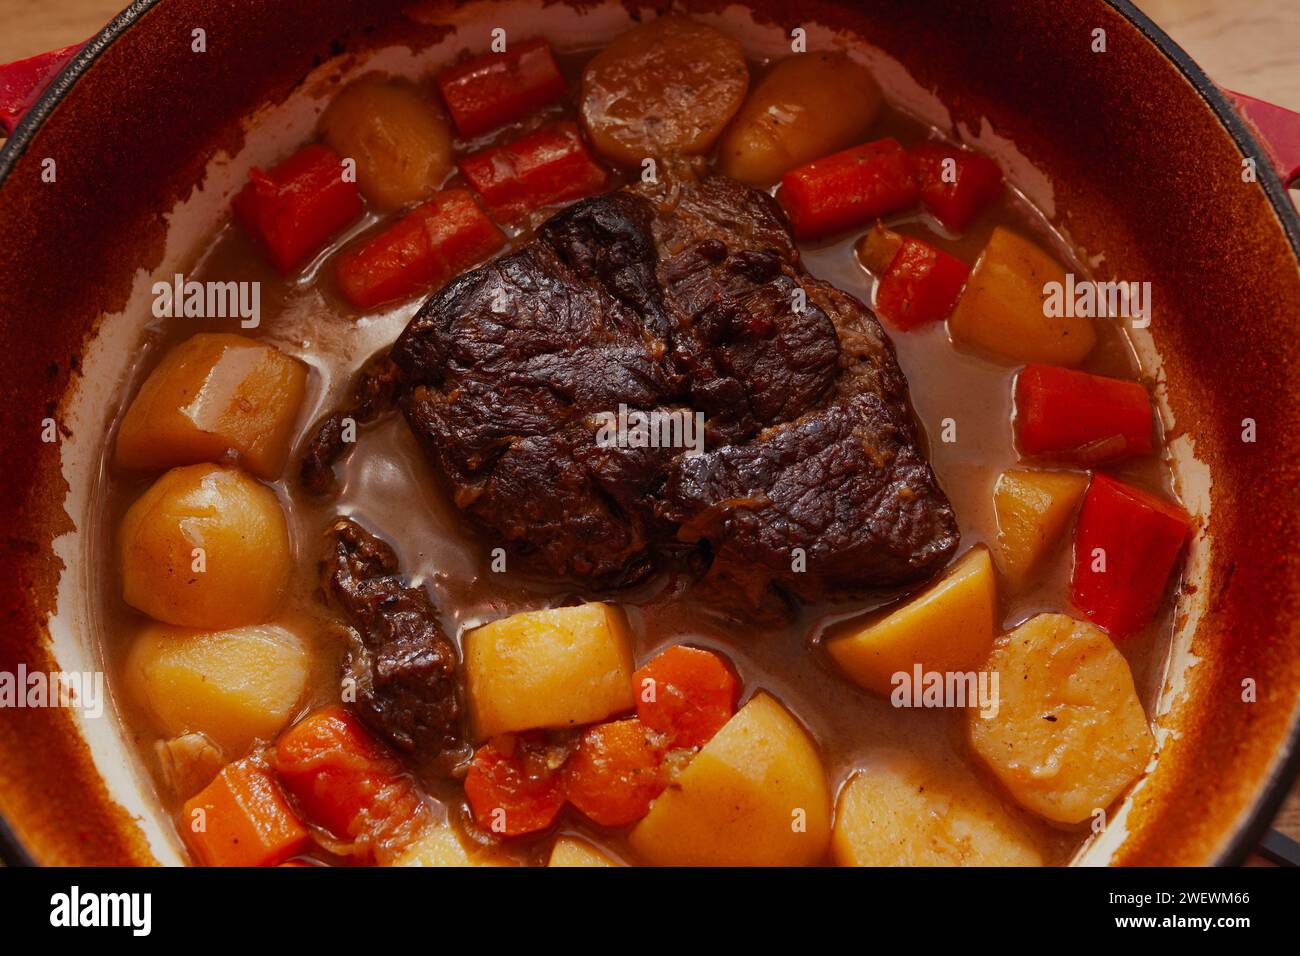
300;353;403;495
389;173;957;606
321;517;463;756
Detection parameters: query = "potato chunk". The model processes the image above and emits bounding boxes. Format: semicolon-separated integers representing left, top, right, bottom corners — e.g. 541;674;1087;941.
320;74;454;211
948;227;1096;366
993;469;1089;589
826;547;997;696
465;603;636;740
580;16;748;166
119;464;291;628
628;693;831;866
126;623;308;756
717;53;882;186
967;613;1154;823
548;836;623;867
832;754;1043;866
392;822;514;867
116;333;307;480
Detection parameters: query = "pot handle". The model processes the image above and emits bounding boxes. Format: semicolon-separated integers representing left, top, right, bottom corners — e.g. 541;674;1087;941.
1224;89;1300;189
0;42;85;136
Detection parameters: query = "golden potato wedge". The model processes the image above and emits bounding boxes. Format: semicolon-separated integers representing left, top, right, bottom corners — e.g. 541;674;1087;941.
832;753;1043;866
548;836;623;867
718;53;882;186
628;692;831;866
392;822;514;867
580;16;748;166
465;603;636;740
967;613;1154;824
119;464;292;629
116;333;308;480
826;547;997;696
993;468;1089;589
948;227;1096;366
126;623;308;756
320;74;453;210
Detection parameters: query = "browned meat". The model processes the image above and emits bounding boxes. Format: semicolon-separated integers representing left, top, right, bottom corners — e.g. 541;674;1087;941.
320;518;463;757
387;174;958;606
300;353;402;495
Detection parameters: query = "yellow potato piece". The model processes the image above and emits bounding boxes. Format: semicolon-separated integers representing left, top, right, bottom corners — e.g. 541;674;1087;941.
116;333;308;480
126;623;308;757
948;227;1096;366
580;16;749;167
465;603;636;740
548;836;623;867
826;547;997;696
968;613;1154;824
119;464;292;629
392;822;514;867
832;754;1043;866
629;692;831;866
993;469;1090;589
718;52;882;186
320;74;453;210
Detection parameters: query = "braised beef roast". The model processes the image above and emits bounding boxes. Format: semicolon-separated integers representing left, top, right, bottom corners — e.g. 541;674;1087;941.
385;175;959;608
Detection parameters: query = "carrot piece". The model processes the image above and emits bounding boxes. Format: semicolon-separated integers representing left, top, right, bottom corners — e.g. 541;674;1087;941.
232;144;362;273
563;719;666;827
1014;364;1154;464
457;121;606;223
874;235;970;330
633;645;738;750
436;38;567;138
464;733;567;837
1070;474;1191;638
777;137;919;239
335;188;505;308
909;142;1004;232
182;755;310;867
275;707;426;859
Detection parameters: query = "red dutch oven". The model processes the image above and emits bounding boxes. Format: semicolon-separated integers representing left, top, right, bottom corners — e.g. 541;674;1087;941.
0;0;1298;866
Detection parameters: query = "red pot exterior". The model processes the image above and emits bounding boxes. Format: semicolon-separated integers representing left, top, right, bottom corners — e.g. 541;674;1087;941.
0;0;1296;865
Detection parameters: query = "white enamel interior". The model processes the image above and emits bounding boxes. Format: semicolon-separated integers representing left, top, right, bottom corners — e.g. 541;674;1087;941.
42;0;1212;866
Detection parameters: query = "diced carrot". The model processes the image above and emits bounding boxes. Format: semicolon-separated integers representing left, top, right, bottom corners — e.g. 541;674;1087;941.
563;719;665;827
458;121;607;223
464;733;567;837
909;142;1004;232
633;645;738;750
233;144;362;274
274;707;426;859
1070;474;1192;637
182;755;310;867
873;235;970;330
777;138;919;239
436;38;567;138
1014;364;1154;464
335;188;505;308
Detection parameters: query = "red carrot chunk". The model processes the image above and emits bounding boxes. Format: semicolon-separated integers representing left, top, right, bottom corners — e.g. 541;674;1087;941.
436;38;567;138
874;235;970;330
464;733;567;837
182;755;310;867
458;120;606;222
335;188;505;308
777;138;920;239
1070;474;1192;637
1014;363;1154;465
909;141;1004;232
563;719;665;827
633;645;738;750
233;144;362;273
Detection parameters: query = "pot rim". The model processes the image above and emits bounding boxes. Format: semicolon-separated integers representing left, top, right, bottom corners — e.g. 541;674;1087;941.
0;0;1296;868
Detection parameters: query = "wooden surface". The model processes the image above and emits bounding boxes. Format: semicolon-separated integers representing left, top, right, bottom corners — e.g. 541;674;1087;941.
0;0;1297;856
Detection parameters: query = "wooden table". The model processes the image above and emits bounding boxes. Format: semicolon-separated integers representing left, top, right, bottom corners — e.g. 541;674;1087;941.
1;0;1297;857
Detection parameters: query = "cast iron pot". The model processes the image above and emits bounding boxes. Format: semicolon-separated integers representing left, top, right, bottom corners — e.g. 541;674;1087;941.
0;0;1297;866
